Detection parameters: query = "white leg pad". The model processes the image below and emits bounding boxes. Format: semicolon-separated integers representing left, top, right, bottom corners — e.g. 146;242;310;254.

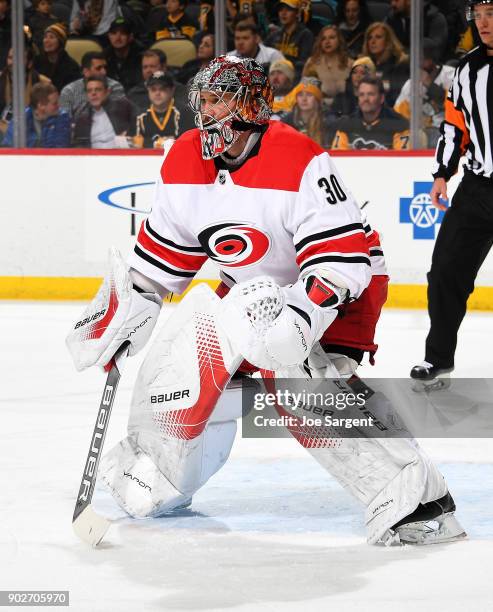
272;354;449;544
99;284;244;517
308;436;447;544
99;436;191;518
364;439;448;543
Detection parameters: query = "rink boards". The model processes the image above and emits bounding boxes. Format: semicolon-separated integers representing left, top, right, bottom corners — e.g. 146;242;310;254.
1;148;493;309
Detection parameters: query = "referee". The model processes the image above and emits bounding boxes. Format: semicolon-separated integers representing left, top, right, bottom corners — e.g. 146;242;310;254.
411;0;493;385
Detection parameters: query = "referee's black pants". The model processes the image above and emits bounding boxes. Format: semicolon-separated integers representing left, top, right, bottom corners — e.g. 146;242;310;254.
425;171;493;368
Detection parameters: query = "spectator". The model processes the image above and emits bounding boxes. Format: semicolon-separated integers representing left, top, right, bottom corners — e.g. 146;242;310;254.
104;18;143;92
125;0;154;22
59;51;125;119
176;32;215;84
229;22;284;68
149;0;199;40
133;71;194;147
70;0;120;41
280;77;333;147
230;1;273;24
228;2;271;39
361;22;409;107
385;0;448;63
73;75;134;147
269;58;296;113
265;0;314;74
335;0;372;59
302;25;353;109
332;55;376;119
198;1;214;34
0;45;51;136
33;23;81;93
226;0;255;20
331;76;411;150
431;0;468;60
456;22;482;58
126;48;189;114
394;38;454;148
0;0;11;71
26;0;58;50
3;81;70;147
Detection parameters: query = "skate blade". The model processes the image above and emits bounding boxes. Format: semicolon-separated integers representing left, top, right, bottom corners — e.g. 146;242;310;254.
412;375;451;394
395;513;467;546
73;505;111;547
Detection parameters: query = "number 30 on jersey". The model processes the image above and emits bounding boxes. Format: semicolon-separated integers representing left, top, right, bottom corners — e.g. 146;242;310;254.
318;175;347;205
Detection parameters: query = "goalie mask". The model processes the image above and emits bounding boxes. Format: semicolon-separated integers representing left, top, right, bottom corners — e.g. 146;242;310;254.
188;55;273;160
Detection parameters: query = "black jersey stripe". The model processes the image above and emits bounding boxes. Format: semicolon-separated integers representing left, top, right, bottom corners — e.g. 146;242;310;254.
134;245;197;277
145;219;205;253
487;66;493;171
295;223;364;252
469;66;486;170
299;255;371;272
435;52;493;179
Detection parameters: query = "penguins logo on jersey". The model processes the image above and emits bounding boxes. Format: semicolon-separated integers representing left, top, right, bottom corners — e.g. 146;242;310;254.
198;223;271;267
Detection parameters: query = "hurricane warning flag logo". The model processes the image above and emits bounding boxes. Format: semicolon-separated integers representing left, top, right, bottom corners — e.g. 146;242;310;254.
198;222;271;267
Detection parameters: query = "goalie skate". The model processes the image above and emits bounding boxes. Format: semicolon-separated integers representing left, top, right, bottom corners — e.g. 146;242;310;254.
380;492;467;546
383;513;467;546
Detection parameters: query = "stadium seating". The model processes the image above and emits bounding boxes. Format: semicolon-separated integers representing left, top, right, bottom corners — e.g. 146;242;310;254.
151;39;197;68
65;39;103;66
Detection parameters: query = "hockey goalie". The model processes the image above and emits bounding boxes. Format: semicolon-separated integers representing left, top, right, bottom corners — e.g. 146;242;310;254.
67;56;465;546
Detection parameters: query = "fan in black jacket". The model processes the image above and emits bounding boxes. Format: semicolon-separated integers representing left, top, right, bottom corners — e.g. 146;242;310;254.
331;76;410;151
73;75;135;147
33;23;81;93
104;18;144;93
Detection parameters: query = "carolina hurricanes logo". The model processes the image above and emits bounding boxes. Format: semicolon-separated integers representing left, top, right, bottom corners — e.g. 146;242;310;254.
198;222;271;268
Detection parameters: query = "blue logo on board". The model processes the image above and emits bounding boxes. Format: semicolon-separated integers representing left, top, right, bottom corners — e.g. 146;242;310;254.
400;181;448;239
97;182;154;214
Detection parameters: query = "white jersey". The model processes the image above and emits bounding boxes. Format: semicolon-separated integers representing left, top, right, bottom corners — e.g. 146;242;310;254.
128;121;374;296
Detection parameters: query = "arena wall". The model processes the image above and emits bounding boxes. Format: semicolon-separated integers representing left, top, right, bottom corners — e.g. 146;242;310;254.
1;149;492;309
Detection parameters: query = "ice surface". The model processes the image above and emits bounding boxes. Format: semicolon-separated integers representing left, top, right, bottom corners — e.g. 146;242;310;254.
0;302;492;611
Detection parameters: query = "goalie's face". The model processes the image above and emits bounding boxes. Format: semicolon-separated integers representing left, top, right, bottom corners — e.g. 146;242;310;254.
199;90;238;126
191;88;244;160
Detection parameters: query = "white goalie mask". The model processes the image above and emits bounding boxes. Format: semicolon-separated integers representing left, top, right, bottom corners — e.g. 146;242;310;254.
188;55;273;160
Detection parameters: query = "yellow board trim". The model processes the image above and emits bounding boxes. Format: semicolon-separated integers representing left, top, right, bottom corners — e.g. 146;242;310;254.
0;276;221;302
387;284;493;311
1;277;493;311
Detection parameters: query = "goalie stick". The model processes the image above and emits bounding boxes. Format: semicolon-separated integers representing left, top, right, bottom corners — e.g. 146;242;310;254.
72;342;130;547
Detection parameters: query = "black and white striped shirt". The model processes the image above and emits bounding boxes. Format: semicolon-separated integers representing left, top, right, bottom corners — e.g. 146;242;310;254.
433;45;493;180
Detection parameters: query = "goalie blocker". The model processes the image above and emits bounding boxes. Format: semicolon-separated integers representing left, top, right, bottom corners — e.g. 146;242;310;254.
66;248;162;371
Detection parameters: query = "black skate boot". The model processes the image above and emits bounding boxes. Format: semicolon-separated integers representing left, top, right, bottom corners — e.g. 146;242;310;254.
383;492;467;545
410;361;454;392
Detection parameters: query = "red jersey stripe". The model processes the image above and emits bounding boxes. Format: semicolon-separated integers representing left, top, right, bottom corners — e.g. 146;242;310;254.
296;234;369;268
136;222;207;272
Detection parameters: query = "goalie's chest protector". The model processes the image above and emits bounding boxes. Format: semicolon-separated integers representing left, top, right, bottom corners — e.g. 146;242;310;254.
131;121;371;296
